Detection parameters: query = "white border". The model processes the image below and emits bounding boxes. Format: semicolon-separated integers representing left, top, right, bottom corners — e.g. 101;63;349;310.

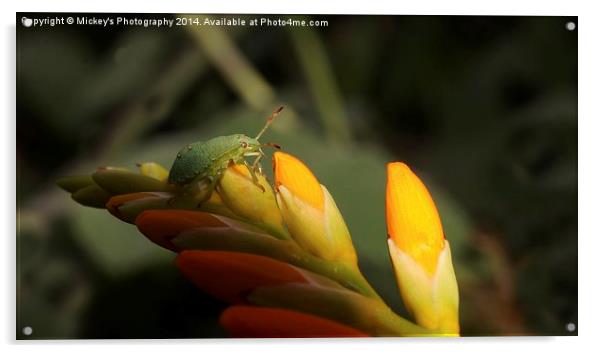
4;1;599;352
7;0;581;16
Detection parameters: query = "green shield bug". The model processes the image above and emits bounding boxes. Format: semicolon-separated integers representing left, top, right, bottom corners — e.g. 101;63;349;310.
167;106;283;204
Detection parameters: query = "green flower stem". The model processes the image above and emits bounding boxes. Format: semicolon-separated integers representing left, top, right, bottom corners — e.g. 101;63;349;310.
289;27;352;145
186;21;274;112
98;47;207;159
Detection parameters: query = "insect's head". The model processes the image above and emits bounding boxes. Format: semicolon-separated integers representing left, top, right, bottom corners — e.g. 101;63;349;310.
237;135;262;152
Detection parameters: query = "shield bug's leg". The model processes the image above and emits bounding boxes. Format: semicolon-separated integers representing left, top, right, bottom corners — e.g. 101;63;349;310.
253;149;265;174
251;152;263;171
244;151;263;173
189;177;215;207
251;155;264;177
243;160;265;192
244;151;265;188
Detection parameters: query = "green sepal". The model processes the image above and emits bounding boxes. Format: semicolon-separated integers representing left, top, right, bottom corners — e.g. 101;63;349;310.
92;168;171;195
56;175;95;193
71;184;112;208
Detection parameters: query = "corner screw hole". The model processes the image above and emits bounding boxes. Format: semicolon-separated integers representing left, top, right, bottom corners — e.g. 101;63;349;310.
566;22;576;31
566;322;576;332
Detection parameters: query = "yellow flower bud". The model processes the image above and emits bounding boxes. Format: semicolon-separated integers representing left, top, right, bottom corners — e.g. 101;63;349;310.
386;162;459;335
217;164;288;239
137;162;169;182
273;152;357;266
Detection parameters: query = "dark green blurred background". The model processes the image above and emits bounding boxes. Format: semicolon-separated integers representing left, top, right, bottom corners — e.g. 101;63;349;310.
16;14;577;338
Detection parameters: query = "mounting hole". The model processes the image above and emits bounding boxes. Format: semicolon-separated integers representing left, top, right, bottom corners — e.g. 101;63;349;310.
21;17;33;27
566;322;576;332
22;326;33;336
565;21;576;31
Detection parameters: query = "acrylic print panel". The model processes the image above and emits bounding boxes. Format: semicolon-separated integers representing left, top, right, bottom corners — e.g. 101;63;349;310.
16;13;577;339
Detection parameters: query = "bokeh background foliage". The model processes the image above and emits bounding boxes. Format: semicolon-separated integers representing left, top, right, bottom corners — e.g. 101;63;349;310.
16;14;577;338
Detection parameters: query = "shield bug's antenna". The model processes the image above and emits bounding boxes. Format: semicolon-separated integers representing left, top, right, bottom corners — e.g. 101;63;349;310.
255;106;284;140
262;142;281;150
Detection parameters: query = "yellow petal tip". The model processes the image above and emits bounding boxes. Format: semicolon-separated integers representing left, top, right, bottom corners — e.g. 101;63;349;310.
273;152;324;211
386;162;444;275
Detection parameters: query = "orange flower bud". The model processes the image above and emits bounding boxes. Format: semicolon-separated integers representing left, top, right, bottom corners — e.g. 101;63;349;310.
220;305;370;338
272;152;357;265
273;152;324;211
386;162;444;275
106;192;169;223
386;162;459;334
176;250;335;303
136;210;228;252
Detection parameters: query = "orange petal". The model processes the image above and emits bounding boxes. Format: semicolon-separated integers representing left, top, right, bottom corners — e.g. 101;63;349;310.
386;162;444;275
220;305;370;338
176;250;309;303
135;210;227;252
273;152;324;211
